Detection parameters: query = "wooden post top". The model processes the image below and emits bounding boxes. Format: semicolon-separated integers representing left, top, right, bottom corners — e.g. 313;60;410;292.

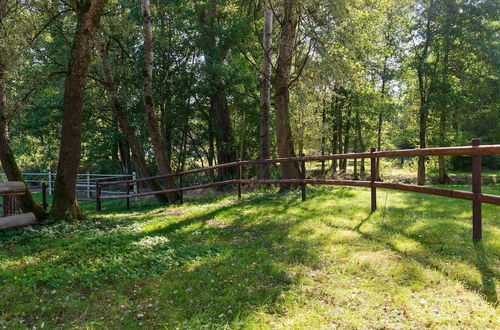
0;182;26;196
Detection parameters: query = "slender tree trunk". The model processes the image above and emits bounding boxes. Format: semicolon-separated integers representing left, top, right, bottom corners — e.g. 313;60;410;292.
239;113;247;161
274;0;300;183
320;98;327;177
356;110;366;176
141;0;179;202
51;0;108;220
0;62;47;220
117;137;131;173
97;39;169;203
259;0;273;179
416;2;433;186
336;97;343;172
438;9;452;185
342;108;352;172
353;133;358;180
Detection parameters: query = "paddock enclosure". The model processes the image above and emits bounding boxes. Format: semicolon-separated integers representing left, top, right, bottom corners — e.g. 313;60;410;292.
87;139;500;242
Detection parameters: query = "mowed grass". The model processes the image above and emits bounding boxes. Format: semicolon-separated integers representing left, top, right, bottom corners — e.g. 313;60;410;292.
0;185;499;329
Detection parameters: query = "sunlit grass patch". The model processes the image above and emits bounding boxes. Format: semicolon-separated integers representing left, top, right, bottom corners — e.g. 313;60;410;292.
0;185;499;328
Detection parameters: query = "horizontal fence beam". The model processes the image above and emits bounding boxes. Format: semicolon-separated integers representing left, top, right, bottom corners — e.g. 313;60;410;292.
98;144;500;187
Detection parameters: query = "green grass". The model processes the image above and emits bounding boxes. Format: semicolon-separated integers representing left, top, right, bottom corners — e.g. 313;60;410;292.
1;186;499;328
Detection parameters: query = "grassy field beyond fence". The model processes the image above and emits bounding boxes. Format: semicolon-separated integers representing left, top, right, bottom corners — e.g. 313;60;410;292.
0;185;499;328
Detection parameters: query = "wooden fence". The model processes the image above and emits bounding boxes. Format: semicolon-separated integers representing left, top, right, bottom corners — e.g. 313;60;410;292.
93;139;500;242
0;182;37;230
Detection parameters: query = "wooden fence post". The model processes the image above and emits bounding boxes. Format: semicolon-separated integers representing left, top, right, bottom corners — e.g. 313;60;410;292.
95;182;101;212
472;138;482;242
179;174;184;205
42;182;48;210
237;161;242;200
371;148;377;213
126;182;130;210
301;154;306;201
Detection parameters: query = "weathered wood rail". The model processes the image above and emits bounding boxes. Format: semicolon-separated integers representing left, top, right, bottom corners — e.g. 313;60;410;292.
0;182;36;230
92;139;500;242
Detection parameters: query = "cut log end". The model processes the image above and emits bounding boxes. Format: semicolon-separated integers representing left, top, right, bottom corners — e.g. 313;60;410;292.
0;182;26;196
0;213;36;230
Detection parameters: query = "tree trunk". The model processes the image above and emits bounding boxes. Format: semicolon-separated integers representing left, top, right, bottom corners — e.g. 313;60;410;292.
194;0;236;180
258;0;273;179
320;98;327;177
438;8;452;185
51;0;108;220
141;0;179;202
342;107;352;172
356;110;366;176
97;39;169;203
0;62;47;220
416;2;433;186
116;137;131;174
274;0;300;183
337;97;343;172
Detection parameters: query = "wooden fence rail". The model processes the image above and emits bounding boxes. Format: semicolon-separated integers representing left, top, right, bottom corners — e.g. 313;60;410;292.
91;139;500;242
0;182;36;230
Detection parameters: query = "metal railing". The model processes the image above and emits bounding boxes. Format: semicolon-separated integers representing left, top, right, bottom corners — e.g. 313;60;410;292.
0;172;136;199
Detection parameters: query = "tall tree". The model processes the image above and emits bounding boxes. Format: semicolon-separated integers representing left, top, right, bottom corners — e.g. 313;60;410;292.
258;0;273;179
194;0;237;178
140;0;179;202
0;0;47;220
274;0;300;181
415;0;434;186
97;38;169;203
51;0;108;220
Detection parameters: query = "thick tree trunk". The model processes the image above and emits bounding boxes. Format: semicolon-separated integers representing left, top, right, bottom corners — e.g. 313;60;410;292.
210;90;236;179
0;62;47;220
141;0;179;202
258;0;273;179
274;0;300;183
51;0;108;220
98;39;169;203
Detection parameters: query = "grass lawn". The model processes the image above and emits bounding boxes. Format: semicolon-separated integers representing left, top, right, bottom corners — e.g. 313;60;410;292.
0;185;499;328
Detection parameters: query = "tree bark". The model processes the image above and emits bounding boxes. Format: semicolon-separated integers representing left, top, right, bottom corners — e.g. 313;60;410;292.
356;110;366;176
320;98;327;177
0;62;47;220
141;0;179;202
416;1;433;186
273;0;300;183
51;0;108;220
97;39;169;203
258;0;273;179
342;107;352;172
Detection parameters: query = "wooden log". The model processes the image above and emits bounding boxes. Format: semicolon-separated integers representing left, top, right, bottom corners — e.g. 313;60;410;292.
0;182;26;196
0;212;36;230
3;195;20;216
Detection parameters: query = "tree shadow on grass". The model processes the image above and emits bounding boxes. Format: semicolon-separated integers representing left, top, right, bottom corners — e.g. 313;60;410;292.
0;192;329;328
331;190;499;305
